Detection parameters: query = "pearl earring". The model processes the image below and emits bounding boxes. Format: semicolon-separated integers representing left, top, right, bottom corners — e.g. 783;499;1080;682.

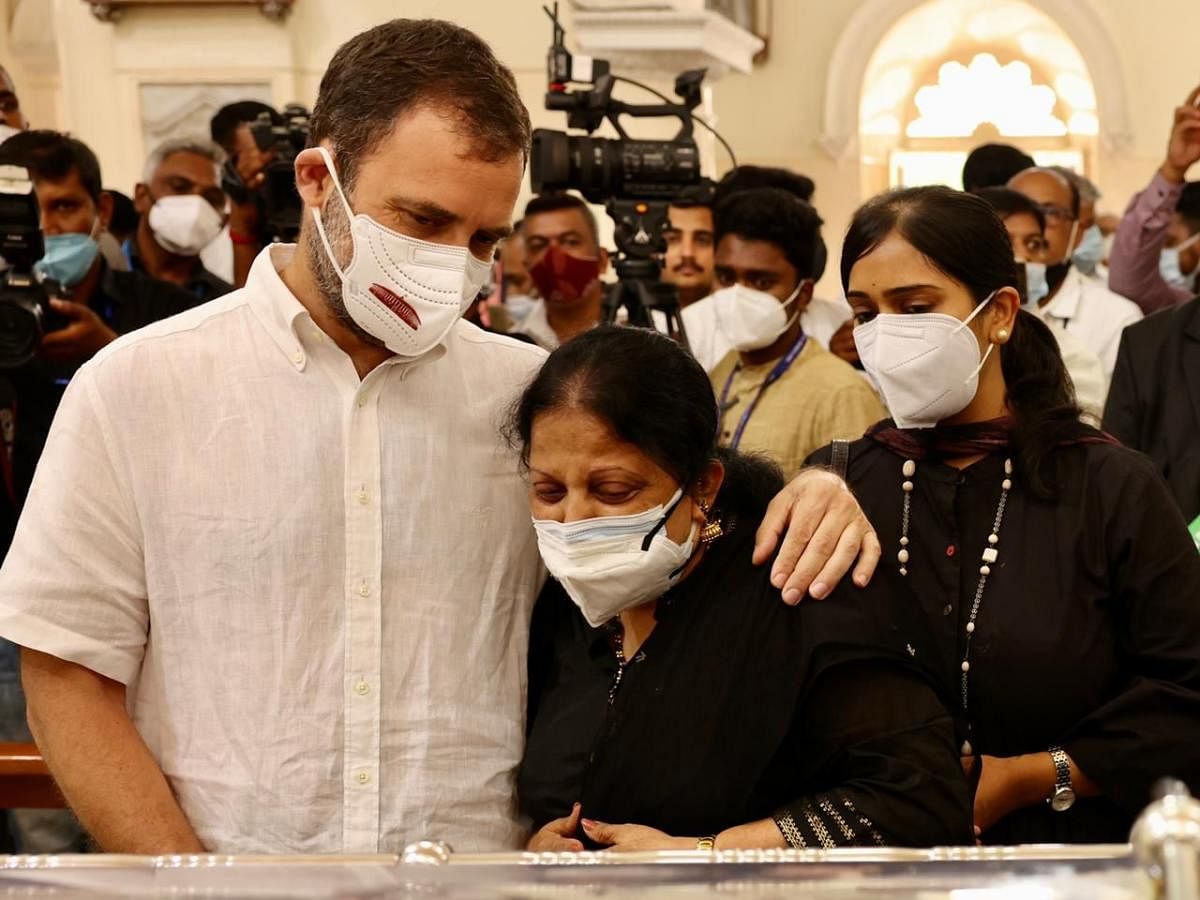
996;329;1009;342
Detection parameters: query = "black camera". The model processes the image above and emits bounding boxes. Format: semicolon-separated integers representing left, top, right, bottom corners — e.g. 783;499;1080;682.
0;165;64;369
222;103;310;244
531;4;717;342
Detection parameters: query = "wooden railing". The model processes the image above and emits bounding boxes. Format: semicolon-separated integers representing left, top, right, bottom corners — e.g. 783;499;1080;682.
0;743;64;809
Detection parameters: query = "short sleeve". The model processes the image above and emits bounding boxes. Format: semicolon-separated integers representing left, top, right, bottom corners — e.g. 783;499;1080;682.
0;368;148;684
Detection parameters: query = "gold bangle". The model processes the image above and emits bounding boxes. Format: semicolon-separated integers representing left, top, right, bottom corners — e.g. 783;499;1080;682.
696;835;716;851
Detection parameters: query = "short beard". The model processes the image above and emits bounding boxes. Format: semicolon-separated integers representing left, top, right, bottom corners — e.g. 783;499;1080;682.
303;194;385;349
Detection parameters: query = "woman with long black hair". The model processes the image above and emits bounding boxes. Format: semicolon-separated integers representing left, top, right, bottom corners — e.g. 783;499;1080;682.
824;185;1200;844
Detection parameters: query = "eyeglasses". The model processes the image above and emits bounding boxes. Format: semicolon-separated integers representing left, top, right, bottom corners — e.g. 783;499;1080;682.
1036;203;1076;224
1019;235;1050;256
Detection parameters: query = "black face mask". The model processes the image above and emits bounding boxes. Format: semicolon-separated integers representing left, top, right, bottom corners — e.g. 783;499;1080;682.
1045;259;1073;295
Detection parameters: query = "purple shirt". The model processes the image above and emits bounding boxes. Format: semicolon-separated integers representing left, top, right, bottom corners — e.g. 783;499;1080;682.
1107;172;1192;314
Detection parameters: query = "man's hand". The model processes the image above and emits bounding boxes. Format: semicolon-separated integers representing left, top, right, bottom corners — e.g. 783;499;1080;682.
829;319;860;365
235;144;275;194
526;803;584;852
1161;85;1200;184
581;819;692;851
754;468;880;604
39;299;117;364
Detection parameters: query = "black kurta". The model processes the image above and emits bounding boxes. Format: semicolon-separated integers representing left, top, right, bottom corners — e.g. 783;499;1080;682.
808;438;1200;843
520;527;973;848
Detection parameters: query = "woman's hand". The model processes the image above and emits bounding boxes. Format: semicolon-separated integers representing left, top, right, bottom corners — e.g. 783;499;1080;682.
581;818;694;851
966;754;1050;835
526;802;584;852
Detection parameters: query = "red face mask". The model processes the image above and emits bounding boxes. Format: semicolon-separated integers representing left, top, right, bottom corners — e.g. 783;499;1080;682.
528;244;602;304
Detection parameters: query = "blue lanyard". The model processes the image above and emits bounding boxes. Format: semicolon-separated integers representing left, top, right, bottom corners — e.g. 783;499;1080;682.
718;333;808;450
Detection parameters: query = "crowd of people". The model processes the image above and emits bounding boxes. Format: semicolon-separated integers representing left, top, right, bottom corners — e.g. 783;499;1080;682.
0;16;1194;857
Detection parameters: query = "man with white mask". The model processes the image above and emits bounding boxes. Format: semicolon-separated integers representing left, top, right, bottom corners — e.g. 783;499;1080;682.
1008;167;1141;379
0;19;880;856
129;137;232;303
708;188;884;477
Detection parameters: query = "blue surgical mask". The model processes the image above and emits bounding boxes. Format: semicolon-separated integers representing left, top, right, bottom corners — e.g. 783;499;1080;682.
1072;224;1104;276
1160;233;1200;291
35;231;101;288
1022;260;1049;307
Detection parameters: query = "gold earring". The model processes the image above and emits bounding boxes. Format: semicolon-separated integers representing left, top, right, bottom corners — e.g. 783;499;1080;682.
698;498;724;545
996;328;1009;342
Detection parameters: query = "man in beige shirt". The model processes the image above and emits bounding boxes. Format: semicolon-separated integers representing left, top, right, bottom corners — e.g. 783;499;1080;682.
708;188;884;476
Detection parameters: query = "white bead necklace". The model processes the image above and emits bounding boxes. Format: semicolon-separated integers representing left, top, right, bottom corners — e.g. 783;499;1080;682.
898;457;1013;755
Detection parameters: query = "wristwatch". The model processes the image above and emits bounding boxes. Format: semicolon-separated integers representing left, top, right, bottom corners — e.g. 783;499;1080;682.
1048;746;1076;812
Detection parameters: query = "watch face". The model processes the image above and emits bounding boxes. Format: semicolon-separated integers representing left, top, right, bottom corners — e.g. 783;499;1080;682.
1051;787;1077;812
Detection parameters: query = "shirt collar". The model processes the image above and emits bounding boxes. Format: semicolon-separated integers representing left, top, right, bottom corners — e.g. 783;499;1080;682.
1041;265;1083;322
245;244;448;372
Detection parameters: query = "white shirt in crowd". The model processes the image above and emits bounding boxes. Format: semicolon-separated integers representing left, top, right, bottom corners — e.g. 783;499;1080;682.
0;245;548;854
1044;326;1107;423
683;293;854;373
1034;265;1142;380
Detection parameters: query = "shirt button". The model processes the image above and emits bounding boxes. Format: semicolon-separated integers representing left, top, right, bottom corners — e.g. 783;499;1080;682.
292;350;305;365
942;604;953;616
356;770;370;785
358;583;370;598
356;395;368;408
946;544;956;557
356;490;369;505
354;681;370;696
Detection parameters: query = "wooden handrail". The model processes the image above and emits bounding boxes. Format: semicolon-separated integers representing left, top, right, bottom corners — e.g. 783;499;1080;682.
0;742;65;809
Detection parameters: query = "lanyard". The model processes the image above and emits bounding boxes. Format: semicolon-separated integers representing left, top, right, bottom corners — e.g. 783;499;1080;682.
718;333;807;450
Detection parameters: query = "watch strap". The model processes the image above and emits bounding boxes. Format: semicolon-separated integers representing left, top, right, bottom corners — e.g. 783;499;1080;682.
1048;746;1072;791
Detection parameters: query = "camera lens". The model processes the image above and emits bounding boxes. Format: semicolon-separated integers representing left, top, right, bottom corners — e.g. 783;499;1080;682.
0;299;43;369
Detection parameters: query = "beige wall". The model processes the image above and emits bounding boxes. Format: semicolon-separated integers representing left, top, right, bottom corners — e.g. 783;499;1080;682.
4;0;1199;299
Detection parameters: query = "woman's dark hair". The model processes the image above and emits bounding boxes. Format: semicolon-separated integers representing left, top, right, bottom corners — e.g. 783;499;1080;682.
504;325;783;518
840;185;1097;497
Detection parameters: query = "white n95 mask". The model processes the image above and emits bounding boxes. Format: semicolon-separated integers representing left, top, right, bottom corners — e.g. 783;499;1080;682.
853;292;997;430
148;195;225;257
533;487;699;627
311;146;492;358
712;281;806;352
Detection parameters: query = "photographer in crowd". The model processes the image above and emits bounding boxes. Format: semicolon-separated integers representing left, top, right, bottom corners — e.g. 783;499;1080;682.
129;137;233;302
208;101;283;288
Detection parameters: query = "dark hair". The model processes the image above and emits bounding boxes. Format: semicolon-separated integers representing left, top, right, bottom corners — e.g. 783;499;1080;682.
505;325;783;519
106;189;138;237
841;186;1097;497
715;165;815;205
973;186;1046;233
714;166;825;281
1177;181;1200;233
962;143;1035;192
309;19;531;190
0;130;102;201
210;100;280;151
522;193;599;247
714;187;823;280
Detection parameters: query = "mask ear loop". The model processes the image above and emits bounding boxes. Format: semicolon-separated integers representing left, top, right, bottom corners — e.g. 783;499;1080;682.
310;146;357;283
640;487;687;551
779;278;811;334
953;289;1000;383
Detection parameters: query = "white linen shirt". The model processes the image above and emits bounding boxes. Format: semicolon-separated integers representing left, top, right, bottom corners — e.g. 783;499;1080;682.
0;245;547;854
1035;266;1143;379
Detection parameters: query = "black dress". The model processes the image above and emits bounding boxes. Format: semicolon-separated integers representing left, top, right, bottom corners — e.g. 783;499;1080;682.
520;525;973;848
807;438;1200;844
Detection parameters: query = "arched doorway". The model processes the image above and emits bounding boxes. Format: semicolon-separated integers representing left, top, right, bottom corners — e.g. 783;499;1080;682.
857;0;1099;192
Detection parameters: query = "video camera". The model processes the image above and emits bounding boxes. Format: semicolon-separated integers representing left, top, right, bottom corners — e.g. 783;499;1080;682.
222;103;310;244
0;165;65;369
531;3;716;343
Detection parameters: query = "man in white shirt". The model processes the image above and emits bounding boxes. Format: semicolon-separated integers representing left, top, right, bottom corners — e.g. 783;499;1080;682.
1008;168;1142;378
0;18;879;856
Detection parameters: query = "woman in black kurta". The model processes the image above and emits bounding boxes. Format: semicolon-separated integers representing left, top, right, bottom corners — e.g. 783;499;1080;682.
511;326;971;851
827;185;1200;844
